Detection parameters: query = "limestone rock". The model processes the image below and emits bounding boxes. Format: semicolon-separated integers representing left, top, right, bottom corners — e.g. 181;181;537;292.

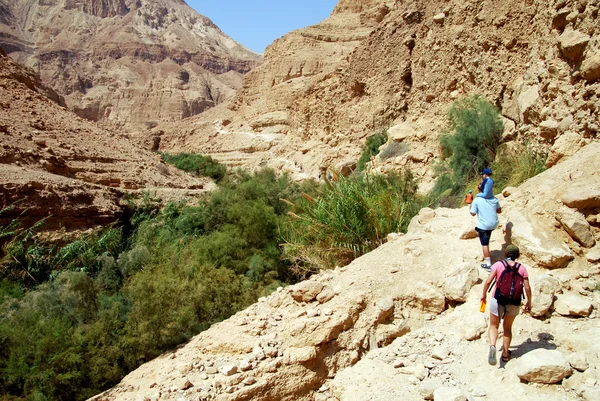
580;53;600;83
419;377;444;400
567;353;589;372
555;207;596;248
558;30;590;60
405;282;446;314
516;84;540;123
291;281;324;302
506;210;574;269
432;346;450;360
539;120;559;140
459;224;478;240
219;364;239;376
513;349;572;384
433;13;446;24
562;189;600;210
376;321;410;346
388;122;418;143
283;346;317;364
433;386;466;401
316;287;336;304
443;263;478;302
554;292;593;317
376;296;395;322
502;187;518;197
586;245;600;262
546;131;584;167
531;275;561;317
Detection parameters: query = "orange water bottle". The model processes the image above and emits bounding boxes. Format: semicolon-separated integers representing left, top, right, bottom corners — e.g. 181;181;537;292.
479;298;487;313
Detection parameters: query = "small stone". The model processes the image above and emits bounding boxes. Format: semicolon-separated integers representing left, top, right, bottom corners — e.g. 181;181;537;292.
432;346;450;360
206;366;218;374
419;378;443;400
180;380;194;390
239;359;252;371
433;13;446;23
242;377;256;386
433;386;466;401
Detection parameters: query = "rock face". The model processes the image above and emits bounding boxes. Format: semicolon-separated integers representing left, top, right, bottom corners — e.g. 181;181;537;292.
91;142;600;401
153;0;599;184
0;0;262;130
0;47;210;233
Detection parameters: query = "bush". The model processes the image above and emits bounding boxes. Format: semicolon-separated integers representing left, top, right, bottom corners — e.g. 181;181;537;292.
491;143;547;189
161;152;227;182
357;130;388;172
438;96;503;193
282;170;420;274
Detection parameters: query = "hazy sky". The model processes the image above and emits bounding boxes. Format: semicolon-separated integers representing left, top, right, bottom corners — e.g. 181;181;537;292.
187;0;338;54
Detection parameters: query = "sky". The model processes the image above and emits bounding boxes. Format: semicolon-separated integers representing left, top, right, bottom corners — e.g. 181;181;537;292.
187;0;339;54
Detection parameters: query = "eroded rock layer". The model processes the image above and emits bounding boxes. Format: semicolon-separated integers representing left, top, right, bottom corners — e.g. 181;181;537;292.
0;47;212;233
0;0;262;129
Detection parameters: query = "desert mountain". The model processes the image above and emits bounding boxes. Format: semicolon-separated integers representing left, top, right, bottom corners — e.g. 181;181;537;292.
91;141;600;401
0;47;212;233
0;0;262;130
152;0;599;186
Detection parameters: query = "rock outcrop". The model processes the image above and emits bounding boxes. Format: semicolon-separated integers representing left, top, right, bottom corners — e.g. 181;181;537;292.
90;142;600;401
150;0;599;184
0;0;262;130
0;46;211;233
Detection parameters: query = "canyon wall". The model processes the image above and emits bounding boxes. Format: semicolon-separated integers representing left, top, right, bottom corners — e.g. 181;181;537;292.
0;0;262;130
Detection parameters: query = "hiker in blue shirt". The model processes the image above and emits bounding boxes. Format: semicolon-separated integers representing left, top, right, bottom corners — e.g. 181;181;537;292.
476;168;494;199
470;194;501;270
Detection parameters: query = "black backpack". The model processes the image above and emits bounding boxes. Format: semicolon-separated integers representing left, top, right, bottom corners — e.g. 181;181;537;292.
494;260;524;306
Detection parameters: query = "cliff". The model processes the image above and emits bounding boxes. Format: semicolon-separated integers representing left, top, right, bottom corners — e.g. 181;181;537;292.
0;0;262;130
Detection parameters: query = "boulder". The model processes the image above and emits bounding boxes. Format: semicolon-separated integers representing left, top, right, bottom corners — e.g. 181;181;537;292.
530;275;561;317
546;131;584;167
586;244;600;263
513;349;572;384
283;346;317;364
562;189;600;210
555;207;596;248
552;8;570;30
433;386;466;401
554;292;593;317
388;122;418;143
539;120;559;140
443;263;478;302
316;287;336;304
376;296;395;322
291;281;324;302
516;84;540;123
558;30;590;61
419;378;444;400
567;353;589;372
404;282;446;314
580;53;600;83
506;210;574;269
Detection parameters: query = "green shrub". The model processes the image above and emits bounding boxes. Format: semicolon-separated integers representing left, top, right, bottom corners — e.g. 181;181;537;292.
491;143;547;189
438;96;503;193
357;130;389;172
282;170;420;273
161;152;227;182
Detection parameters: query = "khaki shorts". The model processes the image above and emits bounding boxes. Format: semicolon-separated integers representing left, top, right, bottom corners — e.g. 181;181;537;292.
490;297;520;318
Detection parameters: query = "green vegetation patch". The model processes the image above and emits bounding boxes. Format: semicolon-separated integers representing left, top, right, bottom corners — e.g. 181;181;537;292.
161;152;227;182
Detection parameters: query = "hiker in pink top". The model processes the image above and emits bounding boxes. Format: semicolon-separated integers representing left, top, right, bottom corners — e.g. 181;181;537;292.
481;245;532;365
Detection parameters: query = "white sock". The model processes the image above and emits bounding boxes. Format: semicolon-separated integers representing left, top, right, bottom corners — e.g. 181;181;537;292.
485;257;491;266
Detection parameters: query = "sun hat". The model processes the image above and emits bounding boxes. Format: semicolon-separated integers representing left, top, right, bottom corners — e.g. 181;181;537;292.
482;168;493;175
505;244;520;259
468;190;472;193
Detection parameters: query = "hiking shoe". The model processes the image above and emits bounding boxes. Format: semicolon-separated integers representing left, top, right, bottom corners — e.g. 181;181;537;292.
481;263;492;272
488;345;497;365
